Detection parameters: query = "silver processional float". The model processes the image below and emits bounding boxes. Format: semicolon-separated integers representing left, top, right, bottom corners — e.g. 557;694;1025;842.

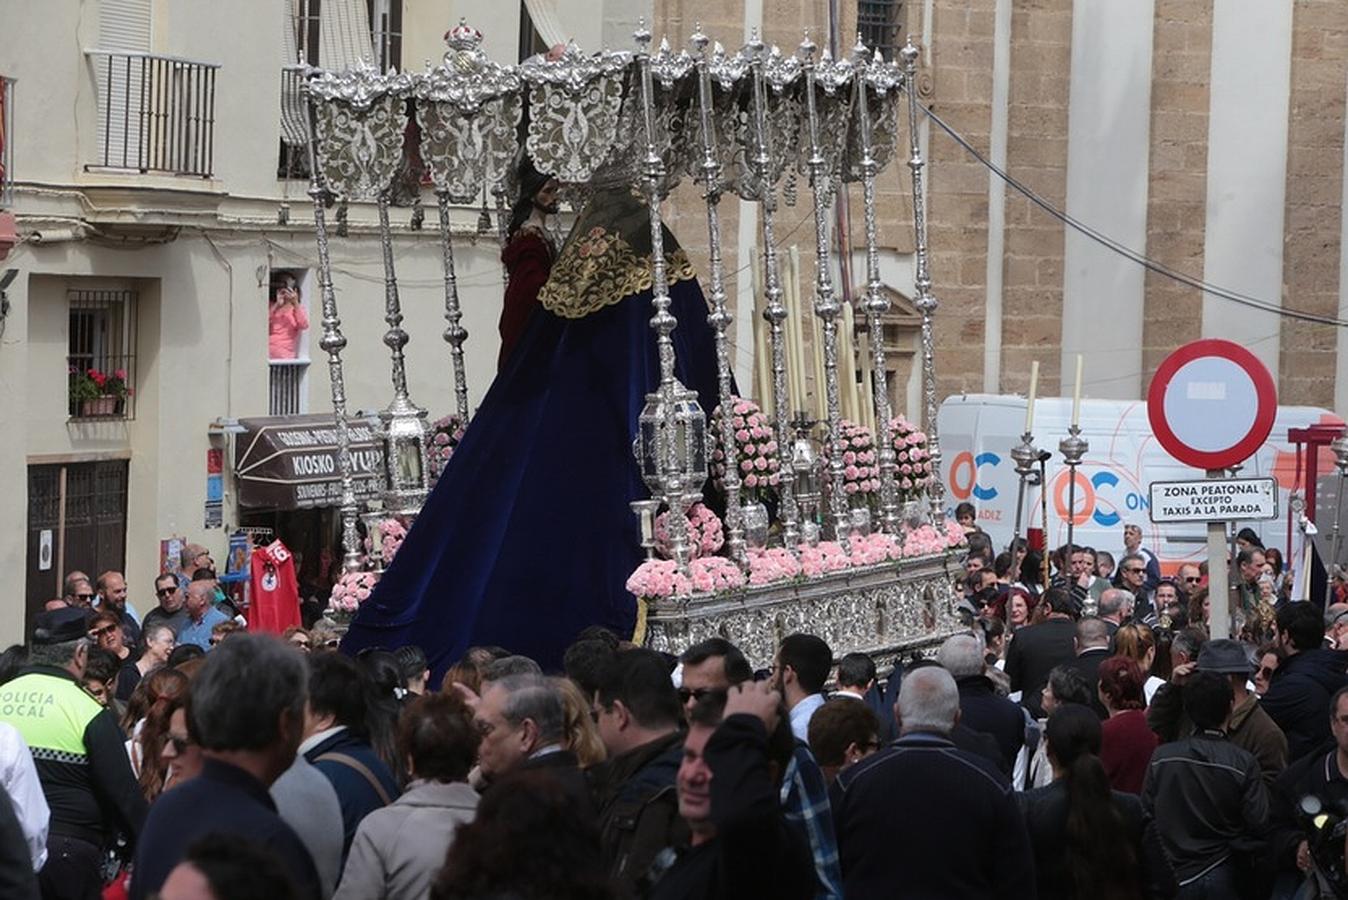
298;21;967;668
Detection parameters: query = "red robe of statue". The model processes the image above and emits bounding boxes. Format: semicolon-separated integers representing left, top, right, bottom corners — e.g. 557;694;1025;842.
497;224;555;371
249;539;301;634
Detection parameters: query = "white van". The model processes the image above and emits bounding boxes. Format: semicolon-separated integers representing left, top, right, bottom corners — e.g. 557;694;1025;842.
936;394;1344;572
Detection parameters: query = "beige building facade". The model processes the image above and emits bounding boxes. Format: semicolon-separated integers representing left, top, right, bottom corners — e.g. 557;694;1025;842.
3;0;1347;643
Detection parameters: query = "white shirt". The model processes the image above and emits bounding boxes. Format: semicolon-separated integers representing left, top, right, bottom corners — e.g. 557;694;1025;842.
299;724;348;756
0;721;49;871
788;694;827;742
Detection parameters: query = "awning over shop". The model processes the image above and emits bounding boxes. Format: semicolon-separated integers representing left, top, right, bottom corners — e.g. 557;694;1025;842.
234;414;384;510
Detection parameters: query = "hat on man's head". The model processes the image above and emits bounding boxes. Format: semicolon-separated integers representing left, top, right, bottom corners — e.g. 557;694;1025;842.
180;543;208;570
1196;639;1254;675
32;607;89;645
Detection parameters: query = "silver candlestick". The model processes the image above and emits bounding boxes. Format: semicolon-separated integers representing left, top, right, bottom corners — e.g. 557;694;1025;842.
901;40;945;524
303;72;362;573
851;38;902;534
1010;433;1039;555
798;34;853;542
1059;425;1089;557
747;32;801;548
692;26;746;567
631;24;706;571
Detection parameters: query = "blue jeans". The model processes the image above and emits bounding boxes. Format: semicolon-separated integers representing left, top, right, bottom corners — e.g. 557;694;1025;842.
1178;862;1236;900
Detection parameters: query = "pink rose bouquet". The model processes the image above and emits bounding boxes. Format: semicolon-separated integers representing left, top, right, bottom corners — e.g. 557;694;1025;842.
824;419;880;498
799;540;852;577
710;397;781;503
427;414;468;488
688;556;747;594
625;559;693;600
887;414;933;502
944;518;967;548
850;532;902;566
747;547;803;586
328;570;379;615
900;523;947;557
654;502;725;560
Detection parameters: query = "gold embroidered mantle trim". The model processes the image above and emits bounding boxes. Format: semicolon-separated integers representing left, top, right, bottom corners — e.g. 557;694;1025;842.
538;226;697;319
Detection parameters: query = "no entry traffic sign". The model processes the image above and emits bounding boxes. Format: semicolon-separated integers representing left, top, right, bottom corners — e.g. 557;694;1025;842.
1146;339;1277;471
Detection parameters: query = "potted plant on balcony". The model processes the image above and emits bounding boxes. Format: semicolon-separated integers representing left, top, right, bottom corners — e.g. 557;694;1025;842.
68;367;131;417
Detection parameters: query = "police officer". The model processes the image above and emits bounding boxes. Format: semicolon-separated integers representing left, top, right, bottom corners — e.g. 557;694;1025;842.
0;608;146;899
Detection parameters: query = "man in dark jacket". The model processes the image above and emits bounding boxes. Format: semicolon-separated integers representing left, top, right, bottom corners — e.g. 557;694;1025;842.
589;649;687;897
1143;671;1268;895
832;666;1035;899
300;652;399;861
1005;588;1079;718
937;633;1024;771
1268;685;1348;892
130;634;320;900
1147;639;1287;787
474;673;595;821
649;682;814;900
1063;616;1113;719
1262;602;1348;761
0;608;146;899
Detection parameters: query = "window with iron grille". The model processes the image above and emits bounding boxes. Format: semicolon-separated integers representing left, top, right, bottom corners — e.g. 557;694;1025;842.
68;289;138;420
858;0;904;61
290;0;401;71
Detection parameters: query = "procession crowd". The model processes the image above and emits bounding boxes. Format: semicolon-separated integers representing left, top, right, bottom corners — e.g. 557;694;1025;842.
1;523;1347;900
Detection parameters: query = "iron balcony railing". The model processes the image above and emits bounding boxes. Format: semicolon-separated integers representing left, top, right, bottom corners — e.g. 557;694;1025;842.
269;359;309;416
1;75;14;207
86;50;219;178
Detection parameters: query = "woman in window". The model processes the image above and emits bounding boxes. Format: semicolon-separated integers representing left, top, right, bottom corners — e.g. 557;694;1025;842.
268;273;309;360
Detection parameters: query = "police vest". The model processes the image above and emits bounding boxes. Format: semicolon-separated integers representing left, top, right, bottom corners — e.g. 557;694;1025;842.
0;670;103;765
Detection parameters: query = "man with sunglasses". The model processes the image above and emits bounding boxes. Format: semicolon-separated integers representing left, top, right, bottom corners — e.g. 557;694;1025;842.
61;572;95;612
1117;553;1156;623
140;574;189;640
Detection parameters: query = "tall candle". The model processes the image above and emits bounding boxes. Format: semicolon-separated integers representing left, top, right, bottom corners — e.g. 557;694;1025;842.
1071;353;1084;428
841;301;858;422
1024;360;1039;434
755;312;773;418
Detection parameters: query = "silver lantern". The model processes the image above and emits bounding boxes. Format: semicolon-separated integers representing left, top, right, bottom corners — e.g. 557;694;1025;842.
634;380;710;566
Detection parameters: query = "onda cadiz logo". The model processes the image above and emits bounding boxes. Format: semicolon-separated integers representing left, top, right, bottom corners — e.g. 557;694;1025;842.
949;451;1131;526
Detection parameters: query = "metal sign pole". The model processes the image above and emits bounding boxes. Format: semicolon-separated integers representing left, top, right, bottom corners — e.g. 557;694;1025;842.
1207;467;1231;639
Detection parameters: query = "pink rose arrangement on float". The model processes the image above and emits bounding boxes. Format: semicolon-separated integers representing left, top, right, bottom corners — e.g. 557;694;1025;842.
824;419;880;498
747;547;804;585
625;559;693;600
850;532;903;566
799;541;852;577
710;398;781;502
688;556;747;593
654;502;725;560
887;415;933;501
328;570;378;615
900;523;949;557
363;517;408;564
427;414;467;487
944;518;967;548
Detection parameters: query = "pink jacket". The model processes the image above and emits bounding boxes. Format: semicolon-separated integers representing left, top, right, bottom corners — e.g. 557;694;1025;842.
269;302;309;359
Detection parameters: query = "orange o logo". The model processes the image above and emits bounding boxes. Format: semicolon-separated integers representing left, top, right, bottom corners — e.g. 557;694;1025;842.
1053;470;1094;526
949;451;975;500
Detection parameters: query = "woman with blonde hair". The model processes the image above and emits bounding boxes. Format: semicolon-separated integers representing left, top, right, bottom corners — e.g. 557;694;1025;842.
1112;623;1166;705
553;677;605;768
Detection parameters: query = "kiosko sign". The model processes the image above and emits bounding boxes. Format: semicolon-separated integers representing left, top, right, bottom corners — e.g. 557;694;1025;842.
234;415;384;510
1148;477;1278;524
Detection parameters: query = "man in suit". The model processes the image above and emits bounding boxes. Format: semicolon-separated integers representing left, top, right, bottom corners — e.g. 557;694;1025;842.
1063;616;1111;719
473;673;593;818
937;633;1024;772
1005;588;1079;718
